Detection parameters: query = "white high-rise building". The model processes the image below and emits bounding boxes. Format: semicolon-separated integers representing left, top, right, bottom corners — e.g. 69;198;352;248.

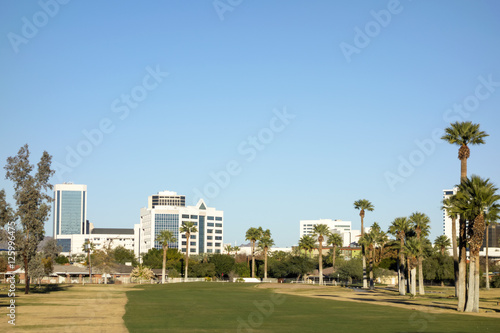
53;183;88;252
443;188;458;245
299;219;356;247
137;191;224;258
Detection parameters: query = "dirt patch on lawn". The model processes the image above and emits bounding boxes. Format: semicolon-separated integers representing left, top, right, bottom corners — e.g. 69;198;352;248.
0;284;134;332
256;283;500;318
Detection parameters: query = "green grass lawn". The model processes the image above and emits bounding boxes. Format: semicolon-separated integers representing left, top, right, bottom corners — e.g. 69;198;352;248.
123;283;500;333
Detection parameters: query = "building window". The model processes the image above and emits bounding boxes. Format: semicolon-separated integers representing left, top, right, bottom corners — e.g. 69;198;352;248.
207;216;214;220
215;243;221;247
207;236;213;240
181;248;186;252
190;215;198;219
207;249;213;253
215;249;221;254
190;242;196;246
215;217;222;221
207;223;214;227
182;214;189;218
207;229;213;233
182;235;186;239
207;242;213;247
215;223;222;228
182;241;187;245
190;235;196;239
215;236;222;240
215;230;222;234
190;248;196;253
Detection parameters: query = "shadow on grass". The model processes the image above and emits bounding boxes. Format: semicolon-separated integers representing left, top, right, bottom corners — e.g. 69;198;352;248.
30;284;71;294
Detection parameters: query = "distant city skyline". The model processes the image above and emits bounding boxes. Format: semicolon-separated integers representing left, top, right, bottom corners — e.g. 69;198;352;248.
1;1;499;247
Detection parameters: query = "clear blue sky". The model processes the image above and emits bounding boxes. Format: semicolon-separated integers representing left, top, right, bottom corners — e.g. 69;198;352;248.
1;1;499;247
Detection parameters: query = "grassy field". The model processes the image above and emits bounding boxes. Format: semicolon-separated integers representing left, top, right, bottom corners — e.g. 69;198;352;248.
123;283;500;333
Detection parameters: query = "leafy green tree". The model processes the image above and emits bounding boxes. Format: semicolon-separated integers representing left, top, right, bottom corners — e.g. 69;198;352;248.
258;229;274;279
42;238;62;259
409;212;430;295
4;145;54;294
441;121;488;311
113;246;138;266
92;244;117;284
180;221;197;279
190;261;216;278
209;254;235;278
0;189;14;239
335;258;363;284
141;248;163;269
55;255;69;265
389;217;411;295
28;252;45;287
354;199;374;289
245;227;263;278
155;230;177;283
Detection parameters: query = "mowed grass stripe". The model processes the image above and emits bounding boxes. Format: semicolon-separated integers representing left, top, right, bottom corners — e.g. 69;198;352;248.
123;283;500;333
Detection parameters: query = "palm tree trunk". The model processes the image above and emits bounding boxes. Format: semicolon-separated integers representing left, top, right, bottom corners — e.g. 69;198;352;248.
465;255;476;312
407;257;411;294
332;245;337;268
361;215;367;289
418;257;425;295
411;267;417;296
457;218;467;311
369;247;374;289
264;247;268;279
162;247;167;284
185;233;190;279
485;227;490;290
451;217;458;297
399;250;406;296
251;240;255;278
460;157;467;181
473;254;480;312
319;242;323;285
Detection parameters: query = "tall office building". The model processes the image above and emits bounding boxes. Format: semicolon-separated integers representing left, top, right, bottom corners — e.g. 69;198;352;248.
53;183;88;252
442;187;458;245
137;190;224;258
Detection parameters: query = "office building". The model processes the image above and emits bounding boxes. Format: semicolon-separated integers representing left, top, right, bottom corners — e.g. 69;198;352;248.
299;219;357;247
442;188;458;246
137;190;224;258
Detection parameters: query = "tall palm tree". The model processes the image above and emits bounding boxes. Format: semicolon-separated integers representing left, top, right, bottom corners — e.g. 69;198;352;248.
441;121;488;311
299;235;315;258
354;199;374;289
258;229;274;279
312;224;330;285
233;246;240;256
389;217;411;295
180;221;197;279
156;230;177;284
409;212;430;295
405;237;422;296
484;205;500;290
327;232;343;268
434;235;451;256
245;227;263;278
359;230;376;289
453;175;500;312
224;244;233;255
442;195;460;297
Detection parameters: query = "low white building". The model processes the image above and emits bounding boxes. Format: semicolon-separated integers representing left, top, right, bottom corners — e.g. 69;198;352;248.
300;219;359;247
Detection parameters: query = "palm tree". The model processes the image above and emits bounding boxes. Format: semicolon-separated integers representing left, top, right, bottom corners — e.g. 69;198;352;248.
224;244;233;255
484;205;500;290
180;221;197;279
405;237;423;296
389;217;411;295
155;230;177;284
258;229;274;279
441;121;488;311
409;212;430;295
233;246;240;256
298;235;315;258
327;232;343;268
453;175;500;312
442;195;460;297
312;224;330;285
354;199;374;289
245;227;263;278
359;230;376;289
434;235;451;256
